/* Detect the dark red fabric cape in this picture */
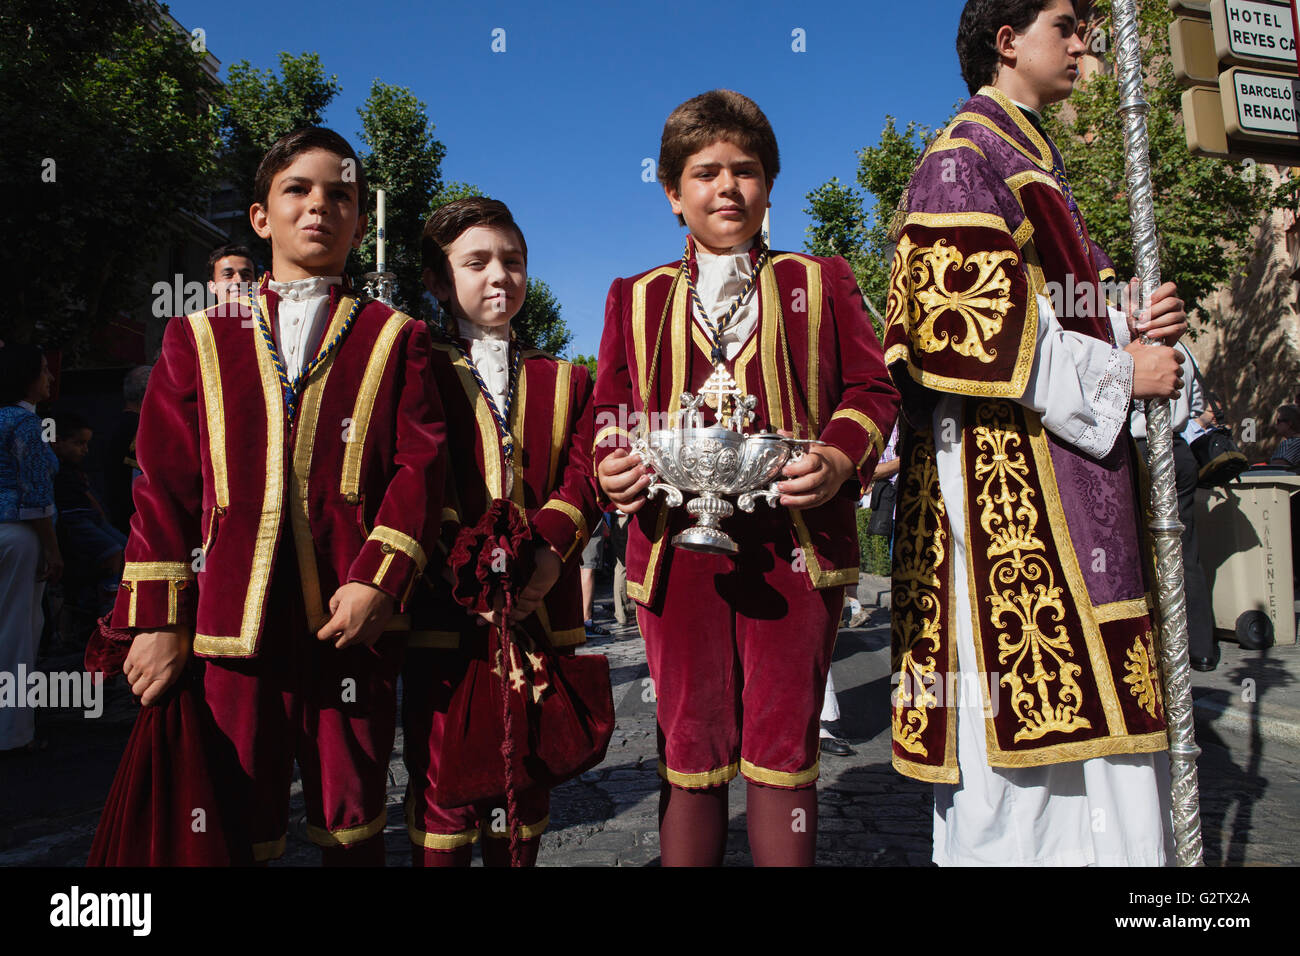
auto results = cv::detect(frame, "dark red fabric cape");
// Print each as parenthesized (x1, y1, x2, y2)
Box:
(85, 620, 252, 866)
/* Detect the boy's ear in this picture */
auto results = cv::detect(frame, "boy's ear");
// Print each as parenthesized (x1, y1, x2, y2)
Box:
(424, 265, 451, 303)
(250, 203, 272, 240)
(351, 211, 368, 250)
(663, 181, 684, 217)
(995, 23, 1019, 68)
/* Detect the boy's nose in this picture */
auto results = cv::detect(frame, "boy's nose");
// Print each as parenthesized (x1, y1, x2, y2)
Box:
(717, 172, 741, 195)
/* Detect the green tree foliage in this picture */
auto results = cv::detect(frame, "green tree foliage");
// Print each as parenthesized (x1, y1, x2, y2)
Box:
(2, 0, 222, 351)
(803, 178, 869, 264)
(516, 279, 573, 355)
(220, 52, 341, 256)
(803, 118, 929, 333)
(356, 81, 447, 315)
(856, 507, 891, 575)
(568, 353, 598, 380)
(1042, 0, 1274, 319)
(430, 181, 486, 208)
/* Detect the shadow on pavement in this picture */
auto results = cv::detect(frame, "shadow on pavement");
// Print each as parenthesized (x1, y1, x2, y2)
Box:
(1193, 647, 1293, 866)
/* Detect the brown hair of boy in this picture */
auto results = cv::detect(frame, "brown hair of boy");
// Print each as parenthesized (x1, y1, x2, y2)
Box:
(252, 127, 368, 210)
(420, 197, 529, 298)
(658, 90, 780, 226)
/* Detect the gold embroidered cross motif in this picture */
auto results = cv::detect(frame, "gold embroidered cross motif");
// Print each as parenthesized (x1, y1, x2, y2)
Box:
(891, 236, 1016, 364)
(1122, 632, 1160, 719)
(507, 646, 528, 695)
(975, 402, 1090, 742)
(494, 637, 551, 704)
(524, 648, 550, 704)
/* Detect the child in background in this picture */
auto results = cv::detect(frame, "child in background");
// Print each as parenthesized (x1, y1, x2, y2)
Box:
(52, 410, 125, 613)
(403, 197, 601, 867)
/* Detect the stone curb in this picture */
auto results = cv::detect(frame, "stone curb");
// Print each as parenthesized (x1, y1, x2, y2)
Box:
(1193, 695, 1300, 747)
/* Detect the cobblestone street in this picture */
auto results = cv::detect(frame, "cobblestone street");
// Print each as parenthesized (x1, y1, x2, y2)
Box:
(3, 581, 1299, 867)
(530, 607, 935, 867)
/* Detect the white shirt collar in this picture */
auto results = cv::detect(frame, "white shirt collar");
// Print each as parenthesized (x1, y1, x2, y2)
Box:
(18, 400, 35, 413)
(695, 237, 754, 271)
(1011, 99, 1044, 126)
(457, 317, 511, 342)
(267, 275, 341, 300)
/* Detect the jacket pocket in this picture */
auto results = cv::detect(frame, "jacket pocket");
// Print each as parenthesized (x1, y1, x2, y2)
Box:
(352, 495, 370, 539)
(199, 504, 225, 568)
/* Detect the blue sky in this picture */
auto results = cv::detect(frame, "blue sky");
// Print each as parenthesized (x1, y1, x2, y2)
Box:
(165, 0, 970, 355)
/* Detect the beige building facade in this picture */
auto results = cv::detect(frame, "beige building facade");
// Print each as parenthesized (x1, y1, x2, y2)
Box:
(1185, 184, 1300, 463)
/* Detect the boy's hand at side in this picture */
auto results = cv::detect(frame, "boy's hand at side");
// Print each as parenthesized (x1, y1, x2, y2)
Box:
(124, 627, 192, 707)
(318, 582, 395, 649)
(597, 448, 651, 514)
(510, 544, 564, 623)
(778, 442, 855, 509)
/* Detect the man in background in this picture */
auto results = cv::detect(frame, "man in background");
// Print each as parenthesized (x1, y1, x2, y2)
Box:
(107, 365, 151, 536)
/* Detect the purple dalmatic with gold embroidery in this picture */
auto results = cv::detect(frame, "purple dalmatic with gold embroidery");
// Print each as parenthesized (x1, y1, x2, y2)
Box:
(882, 87, 1167, 784)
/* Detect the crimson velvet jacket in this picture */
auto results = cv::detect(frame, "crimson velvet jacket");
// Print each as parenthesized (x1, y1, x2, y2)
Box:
(407, 339, 601, 649)
(111, 280, 446, 658)
(594, 246, 900, 604)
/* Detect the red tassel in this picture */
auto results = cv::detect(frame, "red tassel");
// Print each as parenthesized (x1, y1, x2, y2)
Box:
(496, 598, 523, 866)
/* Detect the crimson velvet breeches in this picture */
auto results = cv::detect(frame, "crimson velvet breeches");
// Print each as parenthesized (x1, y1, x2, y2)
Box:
(200, 547, 402, 862)
(637, 512, 844, 790)
(402, 644, 551, 852)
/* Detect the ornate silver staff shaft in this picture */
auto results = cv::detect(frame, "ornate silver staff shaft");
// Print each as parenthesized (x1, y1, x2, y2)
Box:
(1112, 0, 1204, 867)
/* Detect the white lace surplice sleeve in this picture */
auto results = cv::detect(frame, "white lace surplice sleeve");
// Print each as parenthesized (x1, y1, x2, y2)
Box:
(1016, 294, 1134, 460)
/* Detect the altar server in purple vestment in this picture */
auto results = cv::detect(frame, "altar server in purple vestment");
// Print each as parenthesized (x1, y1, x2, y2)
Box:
(884, 0, 1188, 865)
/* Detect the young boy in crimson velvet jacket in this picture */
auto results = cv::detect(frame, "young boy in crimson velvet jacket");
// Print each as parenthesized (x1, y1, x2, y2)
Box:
(110, 127, 446, 865)
(595, 90, 899, 866)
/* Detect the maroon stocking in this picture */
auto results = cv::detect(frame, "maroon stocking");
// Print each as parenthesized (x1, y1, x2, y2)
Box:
(320, 833, 387, 867)
(658, 781, 728, 866)
(482, 835, 541, 868)
(746, 782, 817, 867)
(412, 844, 473, 868)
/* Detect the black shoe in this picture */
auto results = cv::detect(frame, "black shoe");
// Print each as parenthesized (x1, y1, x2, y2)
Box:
(820, 735, 854, 757)
(584, 619, 611, 637)
(819, 720, 854, 756)
(1190, 645, 1221, 672)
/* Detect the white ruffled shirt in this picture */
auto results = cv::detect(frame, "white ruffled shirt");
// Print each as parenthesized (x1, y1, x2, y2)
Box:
(693, 238, 758, 362)
(268, 275, 341, 380)
(458, 317, 511, 412)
